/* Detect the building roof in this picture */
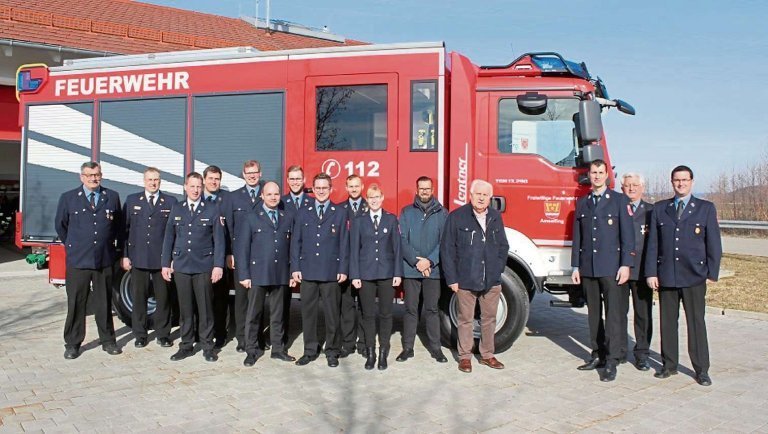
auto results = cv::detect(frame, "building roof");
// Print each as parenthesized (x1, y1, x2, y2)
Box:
(0, 0, 365, 55)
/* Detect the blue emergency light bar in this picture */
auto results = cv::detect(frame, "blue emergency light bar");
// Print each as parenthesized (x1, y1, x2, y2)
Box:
(529, 54, 590, 80)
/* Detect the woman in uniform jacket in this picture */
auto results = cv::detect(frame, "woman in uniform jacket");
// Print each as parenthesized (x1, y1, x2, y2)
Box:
(350, 184, 403, 370)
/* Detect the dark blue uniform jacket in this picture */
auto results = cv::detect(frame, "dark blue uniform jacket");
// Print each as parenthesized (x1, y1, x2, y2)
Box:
(234, 207, 294, 286)
(55, 186, 121, 269)
(161, 199, 225, 274)
(349, 211, 403, 281)
(123, 191, 175, 269)
(644, 196, 722, 287)
(290, 202, 349, 281)
(629, 200, 652, 281)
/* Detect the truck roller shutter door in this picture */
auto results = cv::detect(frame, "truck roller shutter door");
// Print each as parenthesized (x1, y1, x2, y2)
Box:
(23, 103, 94, 241)
(192, 92, 285, 191)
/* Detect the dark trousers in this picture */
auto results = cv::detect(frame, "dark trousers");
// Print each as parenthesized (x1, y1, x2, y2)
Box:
(244, 285, 286, 354)
(175, 272, 214, 351)
(63, 267, 116, 349)
(659, 284, 710, 374)
(282, 284, 292, 345)
(359, 279, 395, 349)
(212, 272, 230, 343)
(582, 276, 628, 363)
(401, 278, 441, 352)
(337, 281, 364, 351)
(300, 280, 340, 357)
(130, 268, 171, 339)
(623, 279, 653, 361)
(233, 279, 248, 345)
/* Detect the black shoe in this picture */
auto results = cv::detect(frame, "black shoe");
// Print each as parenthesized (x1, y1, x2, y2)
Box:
(339, 346, 355, 358)
(577, 358, 604, 371)
(360, 347, 369, 358)
(430, 349, 448, 363)
(618, 357, 628, 364)
(203, 350, 218, 362)
(364, 347, 376, 370)
(634, 359, 651, 371)
(271, 351, 296, 362)
(295, 355, 318, 366)
(170, 348, 193, 361)
(134, 338, 147, 348)
(64, 347, 80, 360)
(327, 355, 339, 368)
(102, 344, 122, 355)
(654, 368, 678, 379)
(696, 372, 712, 386)
(243, 353, 258, 367)
(378, 347, 389, 371)
(602, 363, 617, 382)
(157, 338, 173, 348)
(395, 348, 414, 362)
(213, 338, 226, 349)
(236, 344, 246, 353)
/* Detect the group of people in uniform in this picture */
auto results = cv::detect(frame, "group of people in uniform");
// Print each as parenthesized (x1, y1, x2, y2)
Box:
(571, 159, 722, 386)
(54, 158, 722, 381)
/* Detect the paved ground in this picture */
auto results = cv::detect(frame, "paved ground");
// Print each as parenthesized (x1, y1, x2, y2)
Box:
(1, 248, 768, 433)
(723, 236, 768, 257)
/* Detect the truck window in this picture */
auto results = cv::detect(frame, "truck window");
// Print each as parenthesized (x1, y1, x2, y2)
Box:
(316, 85, 387, 151)
(193, 92, 284, 192)
(100, 98, 187, 197)
(497, 98, 579, 167)
(410, 81, 438, 151)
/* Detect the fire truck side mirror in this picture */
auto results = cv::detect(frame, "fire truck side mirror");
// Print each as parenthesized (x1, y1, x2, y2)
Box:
(580, 144, 604, 167)
(615, 99, 636, 116)
(578, 100, 603, 142)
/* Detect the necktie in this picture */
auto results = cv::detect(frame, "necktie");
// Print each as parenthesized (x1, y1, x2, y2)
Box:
(373, 214, 379, 231)
(631, 203, 637, 213)
(593, 194, 601, 205)
(190, 203, 195, 215)
(149, 194, 155, 210)
(207, 195, 215, 203)
(676, 200, 685, 219)
(318, 204, 325, 220)
(294, 197, 300, 208)
(269, 210, 277, 226)
(250, 189, 256, 203)
(89, 192, 95, 209)
(352, 202, 358, 213)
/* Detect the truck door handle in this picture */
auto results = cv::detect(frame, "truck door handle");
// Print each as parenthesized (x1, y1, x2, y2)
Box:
(491, 196, 506, 212)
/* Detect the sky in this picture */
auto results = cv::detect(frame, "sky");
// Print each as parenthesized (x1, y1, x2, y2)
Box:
(148, 0, 768, 192)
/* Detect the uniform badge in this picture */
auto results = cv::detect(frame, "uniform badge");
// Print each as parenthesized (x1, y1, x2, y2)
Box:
(134, 206, 142, 210)
(695, 227, 701, 234)
(175, 216, 182, 221)
(608, 218, 613, 225)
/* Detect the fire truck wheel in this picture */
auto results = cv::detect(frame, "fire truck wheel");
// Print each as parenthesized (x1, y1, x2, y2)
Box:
(111, 266, 179, 329)
(439, 268, 530, 353)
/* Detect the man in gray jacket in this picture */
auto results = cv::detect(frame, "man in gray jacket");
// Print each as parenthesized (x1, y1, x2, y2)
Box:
(396, 176, 448, 363)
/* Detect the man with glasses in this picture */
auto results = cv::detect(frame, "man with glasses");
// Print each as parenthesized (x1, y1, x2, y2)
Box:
(55, 161, 122, 360)
(221, 160, 265, 353)
(291, 173, 349, 367)
(645, 165, 722, 386)
(282, 165, 311, 211)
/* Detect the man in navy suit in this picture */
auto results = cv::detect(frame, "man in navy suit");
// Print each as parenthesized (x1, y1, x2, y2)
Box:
(291, 173, 349, 368)
(234, 181, 296, 366)
(281, 165, 312, 211)
(221, 160, 266, 353)
(121, 167, 175, 349)
(161, 172, 225, 362)
(646, 165, 722, 386)
(620, 172, 654, 371)
(571, 159, 634, 382)
(55, 161, 122, 360)
(338, 174, 368, 358)
(350, 183, 402, 370)
(203, 165, 233, 349)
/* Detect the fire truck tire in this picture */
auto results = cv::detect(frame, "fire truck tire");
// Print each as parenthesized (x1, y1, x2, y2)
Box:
(439, 267, 530, 353)
(111, 266, 179, 329)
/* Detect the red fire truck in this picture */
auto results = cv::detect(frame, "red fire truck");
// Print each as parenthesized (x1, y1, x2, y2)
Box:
(15, 42, 634, 352)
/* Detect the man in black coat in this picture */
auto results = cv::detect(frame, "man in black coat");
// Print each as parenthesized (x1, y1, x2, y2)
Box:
(234, 181, 296, 366)
(619, 172, 654, 371)
(291, 173, 349, 368)
(441, 179, 509, 374)
(571, 159, 634, 382)
(161, 172, 225, 362)
(55, 161, 122, 360)
(122, 167, 175, 349)
(645, 165, 722, 386)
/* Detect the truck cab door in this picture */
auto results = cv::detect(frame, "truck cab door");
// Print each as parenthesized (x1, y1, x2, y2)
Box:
(303, 74, 398, 206)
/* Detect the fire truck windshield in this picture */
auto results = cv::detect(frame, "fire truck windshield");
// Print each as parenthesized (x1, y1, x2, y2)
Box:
(497, 98, 579, 167)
